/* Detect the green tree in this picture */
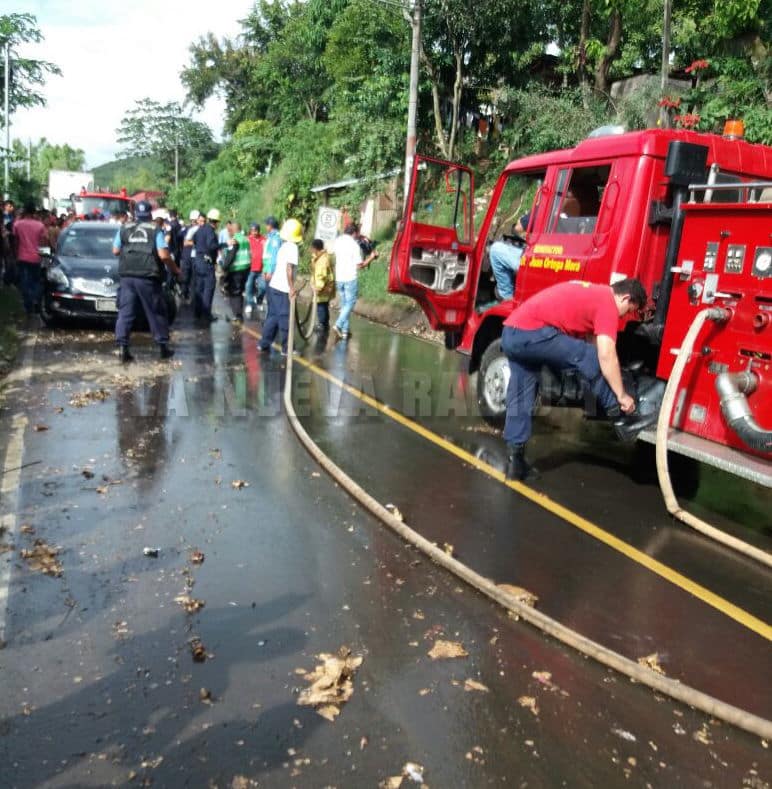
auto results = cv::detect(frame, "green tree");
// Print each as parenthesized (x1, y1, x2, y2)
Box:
(116, 99, 217, 187)
(0, 13, 61, 121)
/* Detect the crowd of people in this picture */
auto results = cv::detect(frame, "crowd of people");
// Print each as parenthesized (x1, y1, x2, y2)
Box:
(1, 195, 381, 361)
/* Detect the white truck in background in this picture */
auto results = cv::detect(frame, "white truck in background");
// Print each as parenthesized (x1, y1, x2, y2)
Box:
(46, 169, 94, 214)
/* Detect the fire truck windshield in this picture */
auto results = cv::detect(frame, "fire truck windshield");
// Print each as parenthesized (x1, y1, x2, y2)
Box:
(74, 196, 131, 217)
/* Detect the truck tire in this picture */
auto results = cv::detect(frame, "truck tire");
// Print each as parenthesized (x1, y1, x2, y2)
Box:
(477, 337, 508, 426)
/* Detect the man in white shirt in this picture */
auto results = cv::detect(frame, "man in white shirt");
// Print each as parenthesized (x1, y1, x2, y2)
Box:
(332, 223, 378, 340)
(259, 218, 301, 355)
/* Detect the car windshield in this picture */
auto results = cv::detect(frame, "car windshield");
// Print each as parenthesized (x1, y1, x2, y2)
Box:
(58, 226, 116, 258)
(74, 196, 131, 217)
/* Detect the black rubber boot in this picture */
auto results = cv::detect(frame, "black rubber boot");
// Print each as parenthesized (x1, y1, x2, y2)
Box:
(159, 344, 175, 360)
(120, 346, 134, 365)
(505, 443, 539, 481)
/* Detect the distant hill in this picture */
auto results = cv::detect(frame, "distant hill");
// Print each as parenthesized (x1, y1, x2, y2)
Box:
(92, 156, 165, 193)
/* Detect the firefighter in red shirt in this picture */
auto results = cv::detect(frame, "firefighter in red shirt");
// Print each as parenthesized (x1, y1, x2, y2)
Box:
(501, 278, 647, 480)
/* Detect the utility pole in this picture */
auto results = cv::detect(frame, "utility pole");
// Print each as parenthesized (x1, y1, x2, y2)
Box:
(4, 41, 10, 200)
(403, 0, 421, 209)
(659, 0, 672, 128)
(174, 137, 179, 190)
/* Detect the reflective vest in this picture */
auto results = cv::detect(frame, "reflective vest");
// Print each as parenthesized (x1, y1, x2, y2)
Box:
(118, 222, 163, 279)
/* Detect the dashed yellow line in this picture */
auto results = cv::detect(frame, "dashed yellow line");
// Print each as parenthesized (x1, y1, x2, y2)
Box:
(242, 324, 772, 641)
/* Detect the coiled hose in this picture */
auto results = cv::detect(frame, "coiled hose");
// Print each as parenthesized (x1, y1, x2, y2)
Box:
(283, 295, 772, 740)
(655, 308, 772, 568)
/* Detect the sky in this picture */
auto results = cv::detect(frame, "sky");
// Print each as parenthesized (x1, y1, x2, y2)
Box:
(10, 0, 256, 170)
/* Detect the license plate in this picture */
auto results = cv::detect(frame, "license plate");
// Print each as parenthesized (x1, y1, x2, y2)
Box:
(95, 299, 117, 312)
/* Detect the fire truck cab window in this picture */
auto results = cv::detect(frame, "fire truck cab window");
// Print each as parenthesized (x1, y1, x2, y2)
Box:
(412, 161, 472, 244)
(547, 166, 611, 234)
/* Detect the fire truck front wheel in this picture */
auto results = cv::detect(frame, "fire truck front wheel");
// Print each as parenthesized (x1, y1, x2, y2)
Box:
(477, 338, 509, 425)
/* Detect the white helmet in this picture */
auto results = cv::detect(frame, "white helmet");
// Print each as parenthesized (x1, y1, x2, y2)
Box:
(189, 209, 200, 221)
(206, 208, 221, 222)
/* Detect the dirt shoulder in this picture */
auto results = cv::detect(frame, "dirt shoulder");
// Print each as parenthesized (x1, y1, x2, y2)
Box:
(352, 298, 444, 344)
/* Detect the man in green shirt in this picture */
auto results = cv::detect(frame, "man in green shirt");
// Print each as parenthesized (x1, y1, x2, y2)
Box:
(223, 222, 252, 322)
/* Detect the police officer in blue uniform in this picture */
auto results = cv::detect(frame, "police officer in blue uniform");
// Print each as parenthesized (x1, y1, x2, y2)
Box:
(113, 200, 181, 363)
(192, 208, 221, 322)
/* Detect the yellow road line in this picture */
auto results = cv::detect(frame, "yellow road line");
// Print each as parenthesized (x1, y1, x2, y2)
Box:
(242, 325, 772, 641)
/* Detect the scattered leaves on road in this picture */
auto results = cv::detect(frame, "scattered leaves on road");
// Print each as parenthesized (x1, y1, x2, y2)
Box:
(81, 468, 95, 479)
(497, 583, 539, 607)
(19, 524, 35, 534)
(190, 638, 208, 662)
(69, 388, 110, 408)
(637, 652, 666, 675)
(112, 621, 131, 639)
(33, 424, 49, 432)
(380, 762, 426, 788)
(517, 695, 539, 716)
(463, 678, 489, 693)
(693, 723, 712, 745)
(231, 479, 249, 490)
(190, 550, 205, 565)
(296, 645, 363, 721)
(427, 639, 468, 660)
(20, 539, 62, 577)
(175, 595, 205, 614)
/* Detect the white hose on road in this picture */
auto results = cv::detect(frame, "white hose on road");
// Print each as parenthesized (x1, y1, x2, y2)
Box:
(654, 308, 772, 568)
(282, 296, 772, 740)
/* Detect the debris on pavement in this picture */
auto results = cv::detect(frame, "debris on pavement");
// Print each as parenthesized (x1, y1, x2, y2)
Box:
(20, 539, 62, 577)
(380, 762, 426, 788)
(112, 621, 131, 639)
(175, 595, 205, 614)
(81, 468, 95, 479)
(231, 479, 250, 489)
(497, 583, 539, 607)
(69, 388, 110, 407)
(443, 542, 455, 557)
(637, 652, 666, 675)
(427, 639, 468, 660)
(463, 678, 489, 693)
(199, 687, 213, 704)
(143, 547, 160, 558)
(517, 695, 539, 716)
(190, 549, 205, 565)
(296, 645, 363, 721)
(19, 524, 35, 534)
(190, 638, 208, 662)
(33, 423, 49, 432)
(612, 728, 637, 742)
(693, 723, 712, 745)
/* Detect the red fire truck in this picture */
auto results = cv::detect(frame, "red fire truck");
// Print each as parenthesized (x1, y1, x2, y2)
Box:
(72, 186, 133, 219)
(389, 127, 772, 489)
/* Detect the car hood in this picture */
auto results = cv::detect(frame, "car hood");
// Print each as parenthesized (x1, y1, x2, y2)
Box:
(55, 255, 118, 279)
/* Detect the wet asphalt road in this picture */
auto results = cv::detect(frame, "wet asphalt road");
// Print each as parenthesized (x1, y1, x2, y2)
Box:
(0, 301, 769, 787)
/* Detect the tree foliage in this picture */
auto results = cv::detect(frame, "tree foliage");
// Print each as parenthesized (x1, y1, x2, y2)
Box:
(163, 0, 770, 228)
(0, 13, 61, 122)
(116, 99, 217, 186)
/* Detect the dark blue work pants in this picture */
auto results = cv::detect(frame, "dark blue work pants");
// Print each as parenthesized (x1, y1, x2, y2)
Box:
(193, 259, 215, 318)
(501, 325, 617, 445)
(16, 261, 42, 314)
(115, 276, 169, 346)
(179, 249, 194, 297)
(259, 287, 290, 353)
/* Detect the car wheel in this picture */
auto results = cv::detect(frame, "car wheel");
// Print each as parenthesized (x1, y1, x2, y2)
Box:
(477, 337, 508, 426)
(40, 299, 59, 328)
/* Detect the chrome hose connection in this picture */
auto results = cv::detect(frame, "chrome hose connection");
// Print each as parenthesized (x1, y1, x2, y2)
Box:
(715, 371, 772, 453)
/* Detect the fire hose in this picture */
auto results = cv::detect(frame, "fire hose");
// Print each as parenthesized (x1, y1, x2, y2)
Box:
(283, 295, 772, 740)
(654, 308, 772, 568)
(293, 277, 317, 340)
